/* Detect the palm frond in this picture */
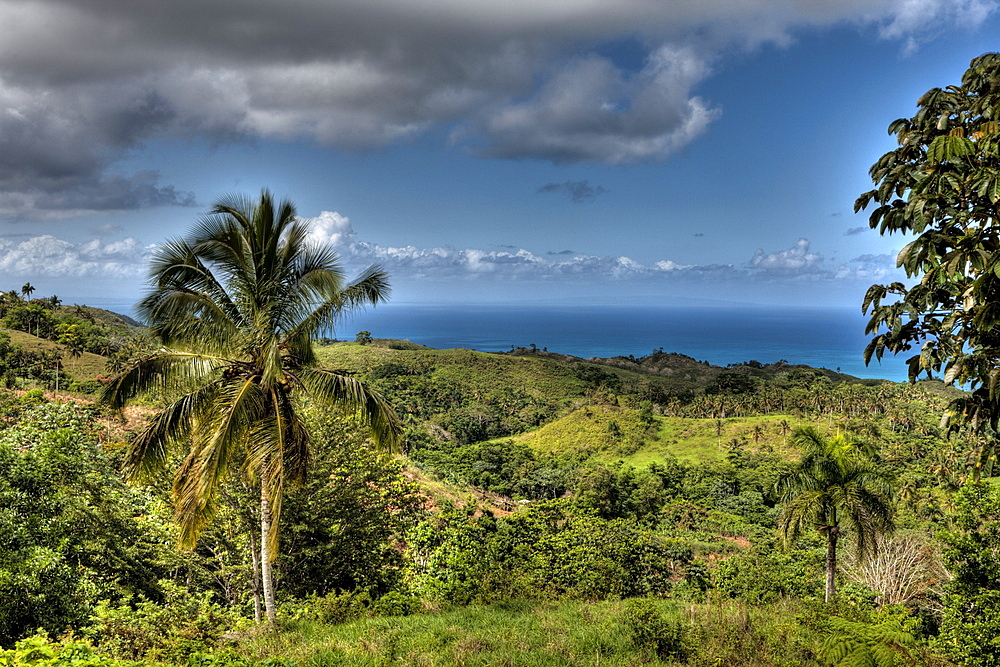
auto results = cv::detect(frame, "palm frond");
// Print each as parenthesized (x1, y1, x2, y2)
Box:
(172, 448, 216, 549)
(100, 352, 224, 410)
(287, 265, 391, 343)
(245, 417, 287, 559)
(298, 367, 402, 450)
(121, 383, 219, 481)
(170, 375, 266, 548)
(778, 489, 828, 542)
(192, 374, 267, 498)
(139, 238, 242, 342)
(275, 387, 310, 486)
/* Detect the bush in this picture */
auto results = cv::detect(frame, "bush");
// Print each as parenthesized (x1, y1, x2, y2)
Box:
(0, 404, 172, 645)
(940, 590, 1000, 666)
(68, 379, 102, 394)
(714, 546, 823, 604)
(85, 582, 240, 663)
(939, 483, 1000, 666)
(406, 501, 690, 604)
(621, 598, 689, 661)
(285, 589, 420, 625)
(0, 634, 140, 666)
(285, 590, 373, 625)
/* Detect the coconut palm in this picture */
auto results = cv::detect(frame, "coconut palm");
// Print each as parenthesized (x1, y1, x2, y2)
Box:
(775, 426, 894, 603)
(101, 190, 401, 624)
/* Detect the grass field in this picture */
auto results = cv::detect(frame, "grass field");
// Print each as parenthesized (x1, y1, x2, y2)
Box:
(239, 598, 828, 666)
(317, 341, 828, 471)
(4, 328, 108, 381)
(506, 408, 809, 466)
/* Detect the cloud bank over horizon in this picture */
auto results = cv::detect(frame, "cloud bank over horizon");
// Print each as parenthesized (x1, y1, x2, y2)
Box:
(0, 0, 994, 218)
(303, 212, 900, 289)
(0, 213, 901, 303)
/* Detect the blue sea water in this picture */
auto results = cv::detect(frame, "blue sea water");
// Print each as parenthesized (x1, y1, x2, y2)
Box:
(81, 299, 911, 382)
(337, 304, 911, 383)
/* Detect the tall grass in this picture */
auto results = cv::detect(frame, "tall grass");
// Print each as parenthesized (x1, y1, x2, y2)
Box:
(239, 598, 829, 666)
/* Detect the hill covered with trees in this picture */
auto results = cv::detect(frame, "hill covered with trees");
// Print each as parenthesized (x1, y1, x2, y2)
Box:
(1, 325, 996, 666)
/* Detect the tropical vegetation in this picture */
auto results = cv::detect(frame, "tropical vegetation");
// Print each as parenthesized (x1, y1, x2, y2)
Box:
(775, 427, 895, 603)
(99, 190, 401, 624)
(10, 51, 1000, 661)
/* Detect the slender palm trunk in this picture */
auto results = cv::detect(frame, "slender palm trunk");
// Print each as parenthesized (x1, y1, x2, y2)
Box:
(249, 526, 263, 624)
(825, 528, 839, 603)
(260, 485, 277, 625)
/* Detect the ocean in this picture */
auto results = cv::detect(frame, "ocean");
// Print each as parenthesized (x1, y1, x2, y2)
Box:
(336, 304, 912, 383)
(82, 300, 911, 382)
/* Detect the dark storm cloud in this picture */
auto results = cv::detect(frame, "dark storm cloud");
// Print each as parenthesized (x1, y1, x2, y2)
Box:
(0, 0, 993, 216)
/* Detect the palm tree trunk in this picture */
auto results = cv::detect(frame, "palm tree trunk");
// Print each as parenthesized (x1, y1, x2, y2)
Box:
(825, 528, 839, 603)
(260, 485, 277, 625)
(249, 526, 263, 624)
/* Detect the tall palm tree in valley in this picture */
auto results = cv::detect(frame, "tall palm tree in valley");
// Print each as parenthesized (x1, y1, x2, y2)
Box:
(776, 426, 894, 603)
(101, 190, 401, 624)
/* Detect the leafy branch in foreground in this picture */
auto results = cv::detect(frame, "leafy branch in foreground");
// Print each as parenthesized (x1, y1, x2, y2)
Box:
(856, 52, 1000, 454)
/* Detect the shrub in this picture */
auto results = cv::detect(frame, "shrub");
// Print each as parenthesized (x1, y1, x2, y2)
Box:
(68, 379, 102, 394)
(621, 598, 689, 661)
(406, 501, 690, 604)
(286, 590, 373, 625)
(0, 634, 140, 667)
(714, 546, 823, 604)
(0, 404, 171, 645)
(285, 589, 420, 625)
(85, 582, 240, 663)
(939, 483, 1000, 666)
(820, 615, 918, 667)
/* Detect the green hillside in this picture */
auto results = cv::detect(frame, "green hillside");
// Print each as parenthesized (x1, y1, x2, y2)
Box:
(315, 338, 953, 509)
(54, 304, 143, 331)
(317, 342, 593, 403)
(509, 407, 807, 466)
(1, 334, 982, 666)
(3, 328, 108, 382)
(0, 302, 144, 391)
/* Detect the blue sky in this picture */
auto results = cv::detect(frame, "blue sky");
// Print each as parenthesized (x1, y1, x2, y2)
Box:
(0, 0, 998, 310)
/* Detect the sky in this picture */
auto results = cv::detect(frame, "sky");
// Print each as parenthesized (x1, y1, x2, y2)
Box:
(1, 0, 999, 312)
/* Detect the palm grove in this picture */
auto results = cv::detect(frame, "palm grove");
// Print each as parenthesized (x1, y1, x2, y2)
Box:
(4, 54, 1000, 666)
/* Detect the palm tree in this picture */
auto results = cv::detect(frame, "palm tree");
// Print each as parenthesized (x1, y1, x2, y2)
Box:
(775, 426, 895, 603)
(101, 190, 401, 625)
(20, 282, 34, 301)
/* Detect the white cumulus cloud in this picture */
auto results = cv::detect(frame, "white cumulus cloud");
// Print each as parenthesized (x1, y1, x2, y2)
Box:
(0, 235, 152, 279)
(749, 238, 822, 273)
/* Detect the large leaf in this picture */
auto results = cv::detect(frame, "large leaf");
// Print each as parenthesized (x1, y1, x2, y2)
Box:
(927, 134, 975, 163)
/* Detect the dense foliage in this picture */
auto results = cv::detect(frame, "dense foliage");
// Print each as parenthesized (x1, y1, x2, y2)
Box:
(0, 321, 991, 665)
(857, 52, 1000, 437)
(0, 400, 172, 644)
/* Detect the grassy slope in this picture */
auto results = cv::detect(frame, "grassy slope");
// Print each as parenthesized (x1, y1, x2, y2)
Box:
(242, 598, 826, 667)
(316, 341, 755, 409)
(4, 328, 107, 380)
(316, 342, 591, 405)
(54, 304, 143, 331)
(317, 341, 836, 471)
(506, 407, 809, 466)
